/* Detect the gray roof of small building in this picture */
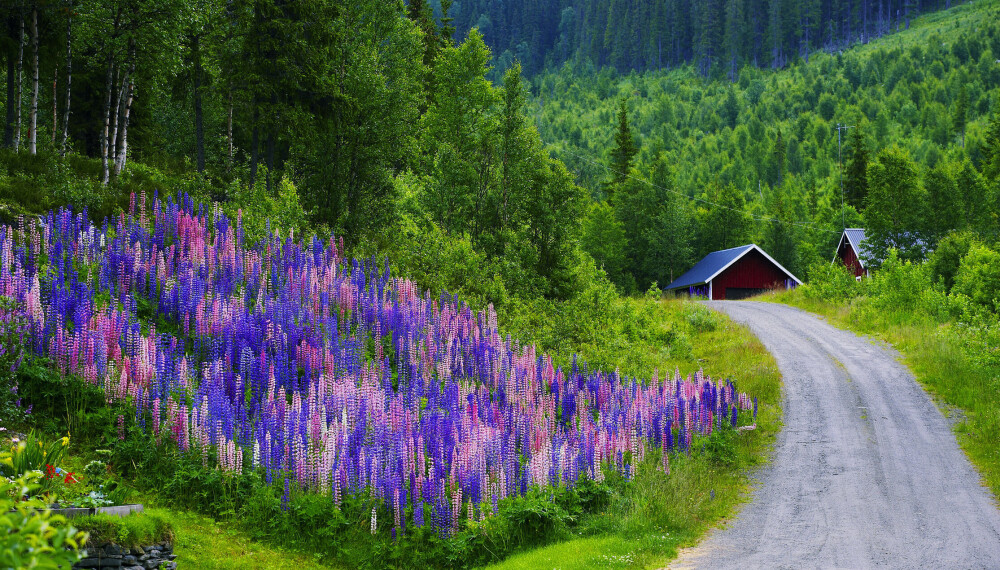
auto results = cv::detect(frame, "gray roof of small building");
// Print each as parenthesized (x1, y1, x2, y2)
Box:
(665, 244, 802, 291)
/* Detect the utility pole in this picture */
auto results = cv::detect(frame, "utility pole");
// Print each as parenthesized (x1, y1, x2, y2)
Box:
(836, 123, 854, 230)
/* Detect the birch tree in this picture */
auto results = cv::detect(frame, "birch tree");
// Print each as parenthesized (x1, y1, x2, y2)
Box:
(28, 3, 38, 155)
(61, 0, 72, 155)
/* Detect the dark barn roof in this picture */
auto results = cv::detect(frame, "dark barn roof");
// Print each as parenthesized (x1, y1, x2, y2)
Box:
(665, 244, 802, 291)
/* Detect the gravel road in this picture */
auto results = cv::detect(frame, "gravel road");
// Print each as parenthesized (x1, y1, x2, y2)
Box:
(670, 301, 1000, 569)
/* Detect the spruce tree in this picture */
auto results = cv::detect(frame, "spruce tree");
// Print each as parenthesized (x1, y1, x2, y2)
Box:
(407, 0, 439, 82)
(844, 124, 869, 209)
(440, 0, 456, 47)
(953, 84, 968, 147)
(606, 97, 638, 198)
(772, 128, 786, 187)
(982, 100, 1000, 183)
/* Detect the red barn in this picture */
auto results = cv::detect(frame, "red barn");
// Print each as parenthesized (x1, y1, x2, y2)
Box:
(665, 244, 802, 300)
(834, 228, 870, 278)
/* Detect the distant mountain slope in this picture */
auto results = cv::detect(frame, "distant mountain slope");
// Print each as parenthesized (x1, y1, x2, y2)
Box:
(529, 0, 1000, 275)
(443, 0, 969, 75)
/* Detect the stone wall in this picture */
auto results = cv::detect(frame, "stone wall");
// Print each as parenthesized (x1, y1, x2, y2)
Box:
(74, 542, 177, 570)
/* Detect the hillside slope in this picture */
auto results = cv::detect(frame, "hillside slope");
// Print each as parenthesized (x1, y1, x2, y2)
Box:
(531, 0, 1000, 284)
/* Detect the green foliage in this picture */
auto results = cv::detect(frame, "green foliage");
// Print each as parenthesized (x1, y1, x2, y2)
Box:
(0, 475, 87, 570)
(13, 358, 112, 439)
(0, 433, 70, 496)
(867, 250, 941, 315)
(843, 122, 869, 209)
(531, 2, 1000, 286)
(614, 156, 694, 291)
(73, 512, 174, 550)
(928, 231, 979, 290)
(606, 98, 639, 194)
(581, 201, 628, 290)
(954, 244, 1000, 311)
(801, 261, 862, 304)
(221, 175, 312, 245)
(683, 304, 721, 333)
(698, 183, 752, 257)
(864, 146, 928, 263)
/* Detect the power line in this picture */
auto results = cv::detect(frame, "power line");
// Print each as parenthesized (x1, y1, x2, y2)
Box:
(545, 141, 842, 235)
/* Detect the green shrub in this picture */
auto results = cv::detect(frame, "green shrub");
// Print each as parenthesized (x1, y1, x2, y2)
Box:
(954, 244, 1000, 312)
(219, 174, 315, 246)
(928, 231, 979, 291)
(869, 250, 935, 314)
(0, 474, 88, 569)
(802, 261, 861, 303)
(683, 304, 721, 333)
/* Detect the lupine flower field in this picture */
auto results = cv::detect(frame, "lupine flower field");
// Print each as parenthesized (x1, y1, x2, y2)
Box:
(0, 193, 757, 538)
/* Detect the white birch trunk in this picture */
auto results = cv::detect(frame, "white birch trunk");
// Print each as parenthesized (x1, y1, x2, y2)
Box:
(28, 6, 38, 155)
(115, 75, 134, 175)
(101, 58, 113, 184)
(109, 66, 124, 167)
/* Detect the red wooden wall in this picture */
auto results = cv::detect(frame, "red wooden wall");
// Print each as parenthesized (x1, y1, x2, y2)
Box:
(711, 249, 792, 300)
(837, 241, 866, 277)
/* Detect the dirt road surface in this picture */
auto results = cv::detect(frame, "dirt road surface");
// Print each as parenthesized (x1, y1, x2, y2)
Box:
(670, 301, 1000, 569)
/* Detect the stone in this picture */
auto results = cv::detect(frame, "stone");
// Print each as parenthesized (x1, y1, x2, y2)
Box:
(131, 547, 145, 556)
(164, 563, 177, 570)
(76, 558, 102, 569)
(125, 566, 145, 570)
(123, 555, 138, 565)
(96, 558, 122, 568)
(167, 554, 177, 561)
(143, 560, 163, 570)
(104, 544, 124, 557)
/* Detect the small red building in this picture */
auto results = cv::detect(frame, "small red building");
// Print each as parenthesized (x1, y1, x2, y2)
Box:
(665, 244, 802, 300)
(834, 228, 870, 278)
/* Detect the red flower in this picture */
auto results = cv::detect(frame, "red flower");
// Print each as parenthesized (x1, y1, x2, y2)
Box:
(45, 464, 56, 479)
(63, 472, 77, 484)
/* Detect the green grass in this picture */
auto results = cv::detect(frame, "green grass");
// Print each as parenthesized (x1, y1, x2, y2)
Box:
(766, 288, 1000, 503)
(485, 298, 783, 569)
(141, 507, 338, 570)
(486, 534, 687, 570)
(73, 511, 175, 549)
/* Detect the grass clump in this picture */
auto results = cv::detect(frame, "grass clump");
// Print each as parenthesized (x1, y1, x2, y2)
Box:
(73, 512, 175, 549)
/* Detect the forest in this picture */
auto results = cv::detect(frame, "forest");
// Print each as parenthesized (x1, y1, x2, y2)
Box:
(446, 0, 968, 76)
(536, 1, 1000, 290)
